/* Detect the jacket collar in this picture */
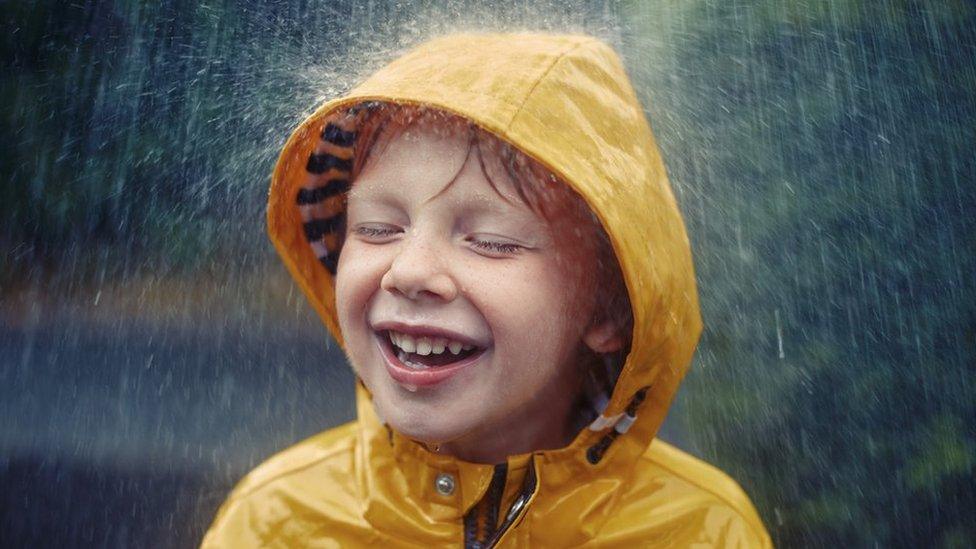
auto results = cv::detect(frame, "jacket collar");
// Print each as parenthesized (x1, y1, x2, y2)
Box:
(353, 382, 651, 544)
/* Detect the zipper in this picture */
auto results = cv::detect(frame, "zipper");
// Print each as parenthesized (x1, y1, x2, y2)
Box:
(464, 463, 508, 549)
(482, 458, 537, 548)
(463, 458, 539, 548)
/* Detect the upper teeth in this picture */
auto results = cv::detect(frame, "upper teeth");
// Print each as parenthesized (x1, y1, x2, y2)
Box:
(389, 331, 474, 356)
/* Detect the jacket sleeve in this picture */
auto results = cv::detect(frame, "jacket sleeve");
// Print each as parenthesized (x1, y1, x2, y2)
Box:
(720, 507, 773, 549)
(199, 490, 268, 548)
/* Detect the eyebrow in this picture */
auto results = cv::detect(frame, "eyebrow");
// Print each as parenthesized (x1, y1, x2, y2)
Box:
(346, 184, 400, 207)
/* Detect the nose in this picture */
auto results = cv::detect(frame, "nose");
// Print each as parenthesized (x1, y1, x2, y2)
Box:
(380, 231, 458, 302)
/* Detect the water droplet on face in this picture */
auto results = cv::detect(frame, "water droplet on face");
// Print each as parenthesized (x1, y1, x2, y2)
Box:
(403, 383, 418, 392)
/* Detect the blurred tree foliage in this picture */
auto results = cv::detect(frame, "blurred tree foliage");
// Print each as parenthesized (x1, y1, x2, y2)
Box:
(623, 1, 975, 546)
(2, 0, 973, 546)
(1, 0, 360, 283)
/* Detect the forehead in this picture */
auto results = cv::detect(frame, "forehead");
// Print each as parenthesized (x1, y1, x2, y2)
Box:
(349, 116, 529, 211)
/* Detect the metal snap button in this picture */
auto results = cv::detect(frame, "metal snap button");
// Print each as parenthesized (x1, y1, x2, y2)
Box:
(434, 472, 456, 496)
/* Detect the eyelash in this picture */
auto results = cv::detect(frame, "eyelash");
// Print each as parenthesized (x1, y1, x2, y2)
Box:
(353, 225, 400, 239)
(353, 225, 523, 255)
(468, 238, 523, 255)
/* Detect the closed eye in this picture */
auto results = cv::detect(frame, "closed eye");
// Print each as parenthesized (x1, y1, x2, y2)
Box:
(352, 223, 402, 242)
(467, 236, 525, 256)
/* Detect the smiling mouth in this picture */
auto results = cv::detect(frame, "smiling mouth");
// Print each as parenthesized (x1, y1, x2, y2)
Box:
(381, 330, 483, 369)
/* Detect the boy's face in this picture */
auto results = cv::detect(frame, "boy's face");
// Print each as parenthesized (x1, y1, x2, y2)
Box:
(336, 117, 606, 462)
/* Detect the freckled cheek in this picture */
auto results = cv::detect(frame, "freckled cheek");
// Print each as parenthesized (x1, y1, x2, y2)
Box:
(335, 247, 390, 338)
(476, 272, 570, 347)
(549, 255, 596, 317)
(538, 260, 587, 312)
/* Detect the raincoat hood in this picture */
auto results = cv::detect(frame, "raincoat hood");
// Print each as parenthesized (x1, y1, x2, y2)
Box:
(270, 31, 700, 462)
(204, 32, 769, 548)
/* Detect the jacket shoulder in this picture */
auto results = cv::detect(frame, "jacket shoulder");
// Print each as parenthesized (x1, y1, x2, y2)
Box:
(201, 421, 373, 547)
(227, 420, 358, 498)
(596, 439, 772, 548)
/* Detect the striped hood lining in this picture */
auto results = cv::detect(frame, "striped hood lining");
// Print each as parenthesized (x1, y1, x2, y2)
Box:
(297, 102, 379, 275)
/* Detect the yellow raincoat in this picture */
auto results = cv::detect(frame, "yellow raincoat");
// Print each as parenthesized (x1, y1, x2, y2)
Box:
(202, 33, 771, 548)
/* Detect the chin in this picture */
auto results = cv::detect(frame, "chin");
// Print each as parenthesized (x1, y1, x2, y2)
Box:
(375, 393, 471, 445)
(392, 422, 457, 446)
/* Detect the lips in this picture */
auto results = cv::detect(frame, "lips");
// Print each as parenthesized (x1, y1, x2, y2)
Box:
(372, 325, 488, 388)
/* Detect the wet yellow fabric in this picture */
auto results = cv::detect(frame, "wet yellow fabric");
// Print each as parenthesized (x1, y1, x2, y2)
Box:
(202, 33, 772, 547)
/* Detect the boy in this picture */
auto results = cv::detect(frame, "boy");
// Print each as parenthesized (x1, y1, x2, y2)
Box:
(203, 33, 771, 547)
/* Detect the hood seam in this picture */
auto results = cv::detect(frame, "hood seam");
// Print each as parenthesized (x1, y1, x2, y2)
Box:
(504, 38, 592, 131)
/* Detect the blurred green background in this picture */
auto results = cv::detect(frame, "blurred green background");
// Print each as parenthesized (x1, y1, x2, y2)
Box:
(2, 1, 973, 547)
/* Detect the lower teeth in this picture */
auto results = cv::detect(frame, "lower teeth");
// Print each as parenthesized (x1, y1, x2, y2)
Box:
(398, 350, 429, 370)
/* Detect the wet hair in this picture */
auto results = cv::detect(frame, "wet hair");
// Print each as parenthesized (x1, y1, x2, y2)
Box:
(350, 103, 632, 401)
